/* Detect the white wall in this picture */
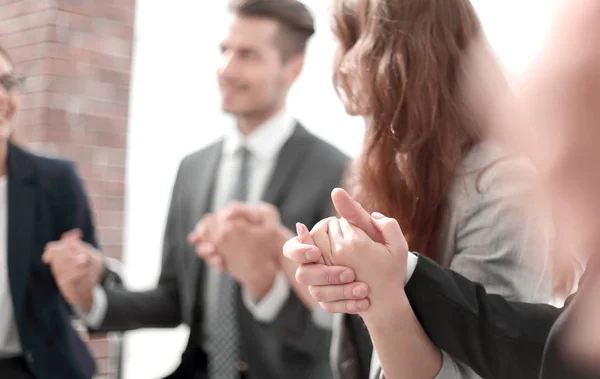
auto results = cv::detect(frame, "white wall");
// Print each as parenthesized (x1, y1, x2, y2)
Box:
(123, 1, 560, 378)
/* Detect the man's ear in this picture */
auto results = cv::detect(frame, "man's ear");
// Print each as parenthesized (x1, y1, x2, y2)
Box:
(284, 54, 305, 86)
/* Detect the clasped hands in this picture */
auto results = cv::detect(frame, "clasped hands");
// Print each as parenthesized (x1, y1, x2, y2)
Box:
(283, 188, 410, 321)
(188, 201, 292, 300)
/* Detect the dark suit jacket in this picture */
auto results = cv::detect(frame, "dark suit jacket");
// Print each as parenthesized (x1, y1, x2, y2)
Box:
(404, 255, 600, 379)
(97, 124, 350, 379)
(6, 143, 96, 379)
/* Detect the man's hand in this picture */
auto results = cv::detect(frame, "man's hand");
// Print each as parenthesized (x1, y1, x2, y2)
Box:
(189, 202, 288, 300)
(42, 230, 106, 312)
(188, 202, 266, 272)
(214, 207, 286, 301)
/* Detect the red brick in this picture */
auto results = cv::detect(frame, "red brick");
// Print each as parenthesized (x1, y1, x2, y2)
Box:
(105, 148, 126, 167)
(80, 98, 129, 119)
(15, 107, 47, 126)
(110, 0, 135, 11)
(89, 195, 125, 212)
(92, 19, 134, 40)
(102, 5, 135, 24)
(0, 0, 52, 21)
(97, 227, 124, 246)
(95, 210, 124, 229)
(80, 114, 122, 133)
(89, 337, 111, 358)
(105, 165, 126, 182)
(73, 32, 132, 57)
(0, 25, 55, 49)
(102, 246, 123, 259)
(0, 9, 55, 35)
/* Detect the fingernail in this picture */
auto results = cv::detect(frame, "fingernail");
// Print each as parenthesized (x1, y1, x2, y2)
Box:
(372, 212, 385, 219)
(305, 249, 318, 262)
(340, 270, 354, 283)
(296, 223, 302, 236)
(352, 284, 368, 298)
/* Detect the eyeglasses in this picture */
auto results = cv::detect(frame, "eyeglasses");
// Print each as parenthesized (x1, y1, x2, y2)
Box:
(0, 74, 25, 92)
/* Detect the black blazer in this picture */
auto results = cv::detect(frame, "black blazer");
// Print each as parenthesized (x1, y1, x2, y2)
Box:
(6, 143, 96, 379)
(404, 255, 560, 379)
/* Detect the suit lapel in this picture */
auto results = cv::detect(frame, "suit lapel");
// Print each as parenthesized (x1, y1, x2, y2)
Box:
(6, 143, 39, 318)
(261, 123, 313, 206)
(187, 141, 223, 292)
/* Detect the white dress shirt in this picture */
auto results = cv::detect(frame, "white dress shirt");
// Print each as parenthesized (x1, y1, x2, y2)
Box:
(81, 109, 332, 329)
(0, 175, 22, 357)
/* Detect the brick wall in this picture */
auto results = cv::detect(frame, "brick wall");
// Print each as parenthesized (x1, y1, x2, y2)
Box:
(0, 1, 135, 378)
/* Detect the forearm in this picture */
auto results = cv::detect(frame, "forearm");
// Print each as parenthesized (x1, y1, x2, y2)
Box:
(363, 292, 442, 379)
(98, 285, 181, 332)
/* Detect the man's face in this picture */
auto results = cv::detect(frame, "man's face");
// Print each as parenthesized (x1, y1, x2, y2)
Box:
(217, 15, 289, 118)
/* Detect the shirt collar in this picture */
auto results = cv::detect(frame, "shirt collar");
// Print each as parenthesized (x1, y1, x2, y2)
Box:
(223, 109, 296, 160)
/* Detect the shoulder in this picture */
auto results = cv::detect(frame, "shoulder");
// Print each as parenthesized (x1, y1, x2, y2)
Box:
(453, 143, 539, 203)
(24, 149, 81, 191)
(299, 128, 351, 172)
(179, 140, 223, 173)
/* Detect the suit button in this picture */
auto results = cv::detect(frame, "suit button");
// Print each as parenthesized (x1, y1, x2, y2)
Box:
(238, 361, 249, 372)
(25, 351, 34, 364)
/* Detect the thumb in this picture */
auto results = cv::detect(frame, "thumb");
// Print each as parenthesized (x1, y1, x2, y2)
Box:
(61, 229, 82, 241)
(296, 222, 315, 246)
(296, 222, 325, 264)
(331, 188, 383, 243)
(371, 212, 408, 253)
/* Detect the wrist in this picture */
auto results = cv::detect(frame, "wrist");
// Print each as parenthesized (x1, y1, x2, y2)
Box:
(243, 261, 278, 301)
(275, 226, 294, 261)
(91, 253, 107, 285)
(361, 287, 409, 328)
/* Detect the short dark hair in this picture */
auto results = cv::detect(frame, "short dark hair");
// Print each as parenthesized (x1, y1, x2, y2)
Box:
(228, 0, 315, 61)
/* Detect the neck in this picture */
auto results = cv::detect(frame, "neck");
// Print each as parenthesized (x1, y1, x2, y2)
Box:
(0, 141, 7, 177)
(236, 103, 284, 136)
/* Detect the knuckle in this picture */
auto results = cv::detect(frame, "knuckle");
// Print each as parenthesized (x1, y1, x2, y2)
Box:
(345, 301, 357, 314)
(320, 302, 334, 314)
(309, 286, 322, 301)
(295, 268, 307, 284)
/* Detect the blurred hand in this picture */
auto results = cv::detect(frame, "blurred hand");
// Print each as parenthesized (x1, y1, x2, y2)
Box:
(42, 230, 106, 312)
(189, 202, 288, 300)
(188, 201, 265, 272)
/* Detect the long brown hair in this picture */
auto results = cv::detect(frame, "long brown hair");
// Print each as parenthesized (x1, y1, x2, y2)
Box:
(332, 0, 482, 260)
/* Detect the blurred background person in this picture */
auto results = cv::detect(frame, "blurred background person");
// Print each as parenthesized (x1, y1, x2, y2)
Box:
(0, 46, 98, 379)
(44, 0, 349, 379)
(320, 0, 557, 377)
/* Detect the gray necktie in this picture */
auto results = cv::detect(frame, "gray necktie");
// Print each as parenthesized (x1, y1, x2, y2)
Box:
(208, 146, 251, 379)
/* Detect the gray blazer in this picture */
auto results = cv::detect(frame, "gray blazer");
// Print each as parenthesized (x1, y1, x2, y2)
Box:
(98, 124, 349, 379)
(331, 143, 553, 379)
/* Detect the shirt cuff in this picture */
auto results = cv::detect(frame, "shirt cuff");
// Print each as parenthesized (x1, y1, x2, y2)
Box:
(311, 306, 333, 330)
(242, 271, 290, 322)
(405, 252, 419, 285)
(74, 285, 108, 329)
(434, 351, 465, 378)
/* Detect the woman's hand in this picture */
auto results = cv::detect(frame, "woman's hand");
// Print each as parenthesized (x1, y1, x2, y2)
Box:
(325, 213, 408, 318)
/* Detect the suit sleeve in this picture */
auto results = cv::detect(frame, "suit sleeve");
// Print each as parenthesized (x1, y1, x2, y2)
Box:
(94, 162, 188, 332)
(405, 255, 561, 379)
